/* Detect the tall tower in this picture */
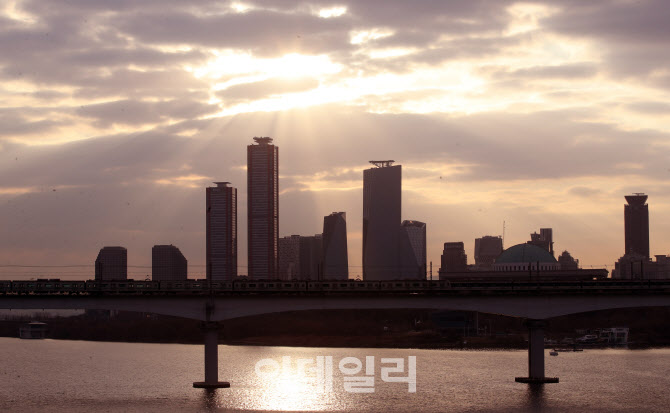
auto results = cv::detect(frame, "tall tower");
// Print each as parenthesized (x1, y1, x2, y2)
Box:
(399, 220, 426, 279)
(624, 193, 649, 258)
(323, 212, 349, 280)
(247, 137, 279, 279)
(152, 245, 187, 281)
(363, 160, 401, 280)
(206, 182, 237, 279)
(95, 246, 127, 280)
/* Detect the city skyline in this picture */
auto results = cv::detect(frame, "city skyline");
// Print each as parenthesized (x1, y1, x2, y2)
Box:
(2, 1, 670, 279)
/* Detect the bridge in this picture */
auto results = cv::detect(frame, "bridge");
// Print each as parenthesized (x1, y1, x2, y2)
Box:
(3, 280, 670, 387)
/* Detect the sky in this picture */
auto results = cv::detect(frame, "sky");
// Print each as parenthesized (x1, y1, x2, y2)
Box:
(1, 0, 670, 279)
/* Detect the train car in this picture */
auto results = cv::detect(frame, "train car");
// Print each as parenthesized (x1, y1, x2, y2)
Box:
(128, 280, 160, 293)
(59, 280, 87, 294)
(159, 280, 205, 294)
(380, 281, 413, 292)
(233, 280, 284, 293)
(84, 280, 158, 294)
(320, 280, 358, 292)
(0, 280, 12, 294)
(31, 279, 87, 295)
(276, 281, 307, 292)
(11, 280, 37, 294)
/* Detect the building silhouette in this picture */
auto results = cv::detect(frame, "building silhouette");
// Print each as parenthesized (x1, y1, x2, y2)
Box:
(247, 137, 279, 279)
(558, 250, 579, 270)
(474, 235, 503, 269)
(363, 161, 401, 280)
(614, 253, 670, 279)
(493, 244, 560, 272)
(613, 193, 669, 279)
(152, 244, 187, 281)
(300, 235, 323, 280)
(278, 235, 301, 280)
(399, 220, 426, 279)
(438, 242, 468, 275)
(322, 212, 349, 280)
(624, 193, 649, 258)
(206, 182, 237, 280)
(440, 243, 606, 280)
(278, 234, 324, 280)
(527, 228, 554, 256)
(95, 246, 127, 280)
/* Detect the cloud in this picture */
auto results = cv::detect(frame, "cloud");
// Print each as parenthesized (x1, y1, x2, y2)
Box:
(76, 99, 220, 127)
(568, 186, 603, 198)
(217, 77, 320, 103)
(626, 101, 670, 115)
(0, 112, 62, 137)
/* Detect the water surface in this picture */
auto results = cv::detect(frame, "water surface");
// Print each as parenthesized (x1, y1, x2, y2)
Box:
(1, 338, 668, 412)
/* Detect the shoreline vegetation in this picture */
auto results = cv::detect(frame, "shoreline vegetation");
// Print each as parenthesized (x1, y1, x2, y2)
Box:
(2, 307, 670, 349)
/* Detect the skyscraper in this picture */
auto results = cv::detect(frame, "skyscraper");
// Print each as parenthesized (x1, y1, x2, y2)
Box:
(152, 244, 187, 281)
(399, 220, 426, 279)
(247, 137, 279, 279)
(299, 234, 323, 280)
(438, 242, 468, 275)
(206, 182, 237, 280)
(278, 234, 324, 280)
(322, 212, 349, 280)
(278, 235, 301, 280)
(474, 235, 503, 268)
(95, 246, 127, 280)
(363, 161, 401, 280)
(624, 193, 649, 258)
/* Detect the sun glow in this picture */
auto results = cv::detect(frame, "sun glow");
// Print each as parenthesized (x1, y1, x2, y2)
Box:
(191, 52, 341, 80)
(318, 6, 347, 18)
(350, 28, 394, 45)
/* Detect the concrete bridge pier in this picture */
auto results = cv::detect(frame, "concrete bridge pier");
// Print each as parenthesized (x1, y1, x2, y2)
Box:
(515, 319, 559, 384)
(193, 321, 230, 389)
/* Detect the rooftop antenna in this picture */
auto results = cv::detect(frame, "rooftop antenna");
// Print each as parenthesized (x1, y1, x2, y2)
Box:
(369, 160, 395, 168)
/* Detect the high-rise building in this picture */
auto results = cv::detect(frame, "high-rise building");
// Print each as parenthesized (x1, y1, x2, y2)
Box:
(527, 228, 554, 256)
(95, 246, 127, 280)
(438, 242, 468, 275)
(300, 235, 323, 280)
(624, 193, 650, 258)
(248, 137, 279, 279)
(322, 212, 349, 280)
(363, 161, 401, 280)
(278, 235, 301, 280)
(474, 235, 503, 268)
(152, 244, 187, 281)
(278, 234, 323, 280)
(399, 220, 426, 279)
(206, 182, 237, 280)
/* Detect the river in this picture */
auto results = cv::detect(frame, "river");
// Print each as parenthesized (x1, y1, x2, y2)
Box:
(1, 338, 668, 412)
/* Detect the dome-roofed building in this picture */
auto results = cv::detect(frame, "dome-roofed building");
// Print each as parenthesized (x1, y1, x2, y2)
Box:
(493, 243, 560, 272)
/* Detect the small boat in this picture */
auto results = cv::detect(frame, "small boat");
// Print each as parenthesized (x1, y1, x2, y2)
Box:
(549, 351, 559, 356)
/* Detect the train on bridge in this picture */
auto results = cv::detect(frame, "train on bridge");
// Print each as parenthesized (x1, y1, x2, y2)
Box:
(1, 278, 670, 295)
